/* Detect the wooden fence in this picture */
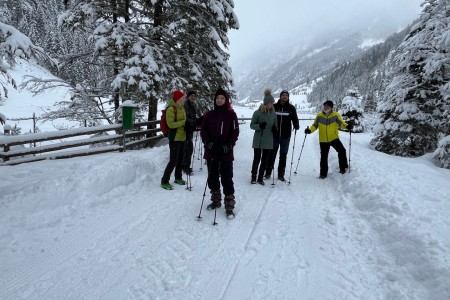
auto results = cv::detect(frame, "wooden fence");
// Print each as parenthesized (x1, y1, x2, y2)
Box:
(0, 117, 313, 166)
(0, 121, 163, 166)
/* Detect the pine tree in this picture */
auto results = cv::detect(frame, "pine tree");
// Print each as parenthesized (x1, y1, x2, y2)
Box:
(339, 88, 365, 133)
(57, 0, 238, 124)
(371, 0, 450, 158)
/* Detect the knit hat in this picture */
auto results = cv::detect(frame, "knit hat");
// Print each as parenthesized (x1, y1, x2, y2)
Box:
(323, 100, 334, 108)
(172, 90, 185, 102)
(263, 89, 275, 105)
(214, 88, 229, 102)
(280, 90, 289, 98)
(187, 91, 197, 97)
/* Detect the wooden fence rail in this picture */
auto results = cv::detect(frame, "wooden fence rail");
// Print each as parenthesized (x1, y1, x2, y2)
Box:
(0, 121, 163, 166)
(0, 117, 313, 166)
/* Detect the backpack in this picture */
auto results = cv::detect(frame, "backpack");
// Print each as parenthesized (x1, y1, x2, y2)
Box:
(160, 106, 177, 137)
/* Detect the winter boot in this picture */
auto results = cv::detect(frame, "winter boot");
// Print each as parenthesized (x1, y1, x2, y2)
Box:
(207, 190, 222, 210)
(251, 176, 256, 184)
(224, 195, 236, 219)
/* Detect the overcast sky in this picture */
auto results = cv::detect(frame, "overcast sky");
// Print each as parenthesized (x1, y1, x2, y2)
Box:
(228, 0, 423, 64)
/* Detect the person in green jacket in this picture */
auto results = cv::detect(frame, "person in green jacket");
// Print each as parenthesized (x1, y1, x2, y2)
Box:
(250, 89, 278, 185)
(161, 90, 187, 190)
(305, 100, 353, 179)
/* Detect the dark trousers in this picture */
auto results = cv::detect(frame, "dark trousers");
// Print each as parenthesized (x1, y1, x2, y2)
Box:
(266, 137, 290, 177)
(207, 160, 234, 196)
(251, 148, 271, 181)
(319, 139, 348, 177)
(183, 134, 194, 170)
(161, 140, 185, 183)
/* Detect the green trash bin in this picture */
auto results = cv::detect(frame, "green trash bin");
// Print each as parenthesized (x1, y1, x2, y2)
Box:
(122, 101, 138, 130)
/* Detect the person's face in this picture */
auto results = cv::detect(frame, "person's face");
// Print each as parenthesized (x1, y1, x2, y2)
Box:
(188, 94, 197, 102)
(178, 95, 186, 105)
(323, 104, 332, 113)
(215, 95, 226, 106)
(266, 102, 274, 109)
(280, 93, 289, 103)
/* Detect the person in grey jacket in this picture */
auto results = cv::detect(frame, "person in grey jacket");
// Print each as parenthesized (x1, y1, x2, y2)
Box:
(250, 89, 278, 185)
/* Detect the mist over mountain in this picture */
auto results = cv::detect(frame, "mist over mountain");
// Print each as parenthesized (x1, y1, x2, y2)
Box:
(231, 18, 417, 101)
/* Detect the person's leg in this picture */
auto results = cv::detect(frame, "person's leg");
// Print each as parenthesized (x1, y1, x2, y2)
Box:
(207, 160, 222, 209)
(251, 148, 262, 181)
(183, 136, 194, 172)
(220, 161, 235, 210)
(265, 138, 280, 178)
(319, 142, 331, 178)
(174, 141, 185, 180)
(330, 139, 348, 173)
(277, 137, 291, 179)
(258, 149, 270, 182)
(161, 141, 181, 183)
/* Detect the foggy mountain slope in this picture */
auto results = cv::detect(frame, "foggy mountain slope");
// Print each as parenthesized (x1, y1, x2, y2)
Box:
(232, 19, 415, 101)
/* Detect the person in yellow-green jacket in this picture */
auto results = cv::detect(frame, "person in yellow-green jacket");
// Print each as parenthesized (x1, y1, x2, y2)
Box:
(161, 90, 187, 190)
(305, 100, 353, 179)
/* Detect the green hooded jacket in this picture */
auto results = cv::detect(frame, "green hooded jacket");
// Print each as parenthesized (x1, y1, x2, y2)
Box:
(250, 104, 277, 149)
(166, 99, 186, 142)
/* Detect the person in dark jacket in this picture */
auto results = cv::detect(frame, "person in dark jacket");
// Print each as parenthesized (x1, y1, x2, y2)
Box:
(161, 90, 187, 190)
(305, 100, 352, 179)
(250, 89, 277, 185)
(200, 88, 239, 218)
(182, 90, 201, 175)
(265, 90, 299, 181)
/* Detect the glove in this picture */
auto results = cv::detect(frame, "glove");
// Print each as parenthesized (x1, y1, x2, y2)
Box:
(206, 141, 214, 150)
(294, 124, 299, 131)
(222, 145, 232, 154)
(259, 122, 267, 129)
(272, 124, 277, 134)
(346, 122, 353, 131)
(304, 128, 311, 134)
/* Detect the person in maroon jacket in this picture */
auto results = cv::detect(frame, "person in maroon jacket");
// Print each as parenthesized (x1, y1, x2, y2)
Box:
(200, 88, 240, 219)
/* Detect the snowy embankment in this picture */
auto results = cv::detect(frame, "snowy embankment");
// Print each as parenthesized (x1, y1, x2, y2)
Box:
(0, 118, 449, 300)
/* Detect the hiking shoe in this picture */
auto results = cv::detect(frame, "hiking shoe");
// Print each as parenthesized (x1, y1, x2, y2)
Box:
(278, 176, 286, 182)
(226, 209, 235, 219)
(257, 180, 265, 186)
(339, 169, 347, 174)
(161, 183, 174, 190)
(264, 174, 271, 180)
(319, 175, 327, 179)
(207, 202, 222, 210)
(174, 178, 186, 185)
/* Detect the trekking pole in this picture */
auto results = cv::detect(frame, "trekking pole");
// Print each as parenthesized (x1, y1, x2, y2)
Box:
(213, 208, 218, 226)
(271, 150, 276, 186)
(348, 129, 352, 173)
(196, 178, 209, 220)
(287, 129, 297, 184)
(294, 127, 308, 175)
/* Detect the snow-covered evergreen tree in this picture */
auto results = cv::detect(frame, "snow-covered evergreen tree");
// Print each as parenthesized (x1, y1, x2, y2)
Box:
(371, 0, 450, 158)
(58, 0, 238, 123)
(0, 21, 50, 102)
(339, 89, 365, 133)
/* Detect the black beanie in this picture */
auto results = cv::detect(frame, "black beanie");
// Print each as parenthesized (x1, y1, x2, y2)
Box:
(187, 91, 197, 97)
(280, 90, 289, 98)
(214, 88, 229, 102)
(323, 100, 334, 108)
